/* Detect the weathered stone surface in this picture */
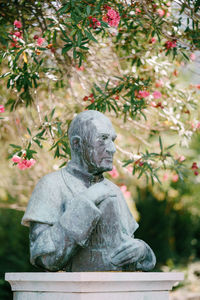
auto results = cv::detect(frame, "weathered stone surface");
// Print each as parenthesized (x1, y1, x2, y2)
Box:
(22, 110, 156, 272)
(5, 272, 184, 300)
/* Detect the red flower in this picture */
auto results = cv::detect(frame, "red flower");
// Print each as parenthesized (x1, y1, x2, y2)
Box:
(14, 20, 22, 28)
(165, 40, 177, 49)
(34, 35, 39, 40)
(194, 171, 199, 176)
(191, 162, 198, 170)
(83, 96, 89, 101)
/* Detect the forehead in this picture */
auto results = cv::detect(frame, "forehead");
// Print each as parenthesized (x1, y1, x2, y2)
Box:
(91, 118, 116, 136)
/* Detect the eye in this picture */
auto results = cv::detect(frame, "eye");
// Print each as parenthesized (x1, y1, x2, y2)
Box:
(102, 135, 108, 141)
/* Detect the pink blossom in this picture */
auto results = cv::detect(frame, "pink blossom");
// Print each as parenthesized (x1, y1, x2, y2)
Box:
(163, 173, 169, 181)
(24, 158, 36, 168)
(166, 2, 171, 6)
(172, 174, 179, 182)
(190, 53, 196, 61)
(120, 185, 131, 198)
(150, 37, 156, 44)
(153, 91, 162, 99)
(14, 20, 22, 29)
(17, 161, 28, 170)
(37, 37, 45, 46)
(196, 122, 200, 129)
(107, 9, 118, 19)
(108, 166, 119, 178)
(106, 8, 120, 27)
(12, 155, 21, 163)
(157, 9, 165, 17)
(137, 90, 150, 98)
(135, 8, 142, 14)
(0, 105, 5, 113)
(14, 31, 22, 38)
(178, 155, 185, 162)
(14, 157, 36, 170)
(155, 80, 164, 88)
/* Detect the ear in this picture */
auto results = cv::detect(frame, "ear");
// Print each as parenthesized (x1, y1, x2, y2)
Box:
(70, 136, 81, 152)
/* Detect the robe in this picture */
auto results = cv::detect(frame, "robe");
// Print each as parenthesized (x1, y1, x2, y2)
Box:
(22, 163, 156, 271)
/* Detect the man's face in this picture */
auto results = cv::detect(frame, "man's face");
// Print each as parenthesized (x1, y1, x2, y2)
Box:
(82, 118, 117, 174)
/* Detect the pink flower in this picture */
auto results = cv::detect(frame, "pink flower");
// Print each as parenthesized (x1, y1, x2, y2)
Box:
(0, 105, 5, 113)
(155, 80, 164, 88)
(153, 91, 162, 99)
(107, 9, 118, 19)
(172, 174, 179, 182)
(157, 8, 165, 17)
(135, 8, 142, 14)
(14, 31, 22, 38)
(108, 166, 119, 178)
(178, 155, 185, 162)
(163, 173, 169, 181)
(17, 161, 28, 170)
(150, 37, 156, 44)
(137, 90, 150, 98)
(37, 37, 45, 46)
(14, 20, 22, 29)
(13, 157, 36, 170)
(24, 158, 36, 168)
(165, 40, 177, 49)
(190, 53, 196, 61)
(12, 155, 21, 163)
(120, 185, 131, 198)
(106, 8, 120, 27)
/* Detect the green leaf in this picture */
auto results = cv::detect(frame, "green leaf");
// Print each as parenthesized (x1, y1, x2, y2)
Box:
(27, 127, 31, 136)
(57, 4, 69, 15)
(84, 30, 98, 43)
(159, 136, 163, 153)
(62, 44, 73, 54)
(86, 5, 91, 15)
(10, 144, 21, 149)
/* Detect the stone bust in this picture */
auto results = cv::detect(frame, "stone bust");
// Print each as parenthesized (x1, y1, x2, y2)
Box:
(22, 110, 156, 272)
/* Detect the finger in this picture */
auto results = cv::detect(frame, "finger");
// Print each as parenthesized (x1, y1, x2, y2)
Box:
(113, 247, 138, 262)
(111, 242, 133, 258)
(111, 251, 138, 266)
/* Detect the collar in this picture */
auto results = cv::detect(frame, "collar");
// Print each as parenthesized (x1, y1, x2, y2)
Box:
(66, 161, 104, 188)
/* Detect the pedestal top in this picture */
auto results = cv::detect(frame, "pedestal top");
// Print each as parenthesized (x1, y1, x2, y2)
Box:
(5, 272, 184, 293)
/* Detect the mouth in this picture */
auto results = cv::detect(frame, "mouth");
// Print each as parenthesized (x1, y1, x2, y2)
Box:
(103, 158, 113, 163)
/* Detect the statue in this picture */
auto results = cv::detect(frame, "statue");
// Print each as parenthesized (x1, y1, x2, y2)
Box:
(22, 110, 156, 272)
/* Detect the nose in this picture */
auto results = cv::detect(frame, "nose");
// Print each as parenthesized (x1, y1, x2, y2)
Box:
(106, 141, 116, 155)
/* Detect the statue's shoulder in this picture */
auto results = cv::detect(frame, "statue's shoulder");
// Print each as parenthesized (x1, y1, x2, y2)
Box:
(104, 178, 122, 193)
(36, 169, 63, 187)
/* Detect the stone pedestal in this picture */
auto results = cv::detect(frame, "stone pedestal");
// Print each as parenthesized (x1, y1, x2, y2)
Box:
(5, 272, 184, 300)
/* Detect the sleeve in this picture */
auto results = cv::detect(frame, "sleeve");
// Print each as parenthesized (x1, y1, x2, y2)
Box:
(135, 239, 156, 271)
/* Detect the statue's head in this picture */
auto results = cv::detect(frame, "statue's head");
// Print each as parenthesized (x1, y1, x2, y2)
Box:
(68, 110, 117, 174)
